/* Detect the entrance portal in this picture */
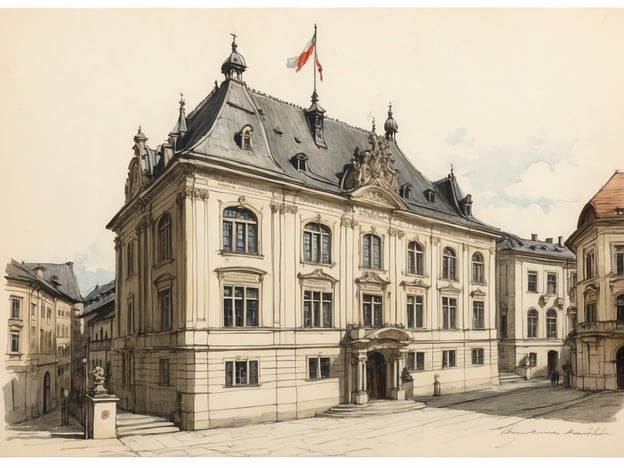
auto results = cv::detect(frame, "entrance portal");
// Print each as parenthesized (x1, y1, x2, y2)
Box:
(43, 371, 51, 413)
(617, 347, 624, 390)
(547, 350, 558, 378)
(366, 352, 386, 399)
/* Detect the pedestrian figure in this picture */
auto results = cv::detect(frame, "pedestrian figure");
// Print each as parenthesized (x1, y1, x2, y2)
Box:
(555, 370, 560, 385)
(550, 371, 556, 385)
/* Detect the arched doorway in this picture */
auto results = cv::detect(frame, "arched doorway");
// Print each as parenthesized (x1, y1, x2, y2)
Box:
(366, 352, 387, 400)
(616, 347, 624, 390)
(42, 371, 51, 413)
(547, 350, 558, 378)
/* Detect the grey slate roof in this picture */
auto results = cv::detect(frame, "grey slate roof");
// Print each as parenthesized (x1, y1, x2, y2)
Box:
(497, 232, 575, 260)
(6, 260, 83, 303)
(81, 280, 115, 317)
(147, 76, 500, 235)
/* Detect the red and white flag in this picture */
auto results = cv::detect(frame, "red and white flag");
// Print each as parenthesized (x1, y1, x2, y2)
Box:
(287, 32, 318, 73)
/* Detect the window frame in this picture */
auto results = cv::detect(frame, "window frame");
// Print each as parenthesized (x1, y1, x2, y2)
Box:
(126, 239, 135, 278)
(407, 351, 425, 371)
(616, 294, 624, 321)
(10, 333, 19, 353)
(407, 241, 424, 276)
(442, 247, 457, 281)
(616, 246, 624, 275)
(157, 213, 172, 263)
(527, 271, 538, 293)
(222, 206, 259, 255)
(362, 233, 382, 270)
(223, 285, 260, 327)
(303, 290, 333, 328)
(303, 222, 332, 264)
(546, 309, 557, 338)
(308, 356, 331, 380)
(472, 300, 485, 329)
(10, 297, 21, 320)
(472, 252, 484, 284)
(441, 296, 457, 330)
(362, 293, 383, 327)
(584, 249, 595, 280)
(527, 309, 538, 338)
(159, 358, 170, 386)
(528, 352, 537, 367)
(442, 350, 456, 368)
(407, 295, 424, 329)
(158, 288, 173, 331)
(225, 359, 259, 387)
(547, 272, 557, 295)
(585, 300, 597, 323)
(471, 348, 484, 365)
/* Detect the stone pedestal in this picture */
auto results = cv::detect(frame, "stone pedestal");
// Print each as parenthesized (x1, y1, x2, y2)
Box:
(353, 391, 369, 405)
(87, 392, 120, 439)
(390, 388, 406, 400)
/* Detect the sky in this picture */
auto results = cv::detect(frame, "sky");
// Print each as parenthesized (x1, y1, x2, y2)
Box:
(2, 7, 624, 294)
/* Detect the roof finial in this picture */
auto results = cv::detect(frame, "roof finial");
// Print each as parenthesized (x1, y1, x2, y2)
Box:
(388, 102, 393, 116)
(230, 32, 238, 50)
(372, 117, 376, 134)
(179, 93, 185, 108)
(450, 163, 454, 177)
(137, 125, 142, 134)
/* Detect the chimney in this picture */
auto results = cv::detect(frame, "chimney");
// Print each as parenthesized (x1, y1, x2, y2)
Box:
(531, 234, 538, 241)
(545, 237, 553, 244)
(558, 236, 563, 247)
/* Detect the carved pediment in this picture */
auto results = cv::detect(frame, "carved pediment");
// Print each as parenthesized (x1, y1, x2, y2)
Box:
(583, 283, 599, 296)
(367, 327, 412, 343)
(341, 133, 402, 196)
(470, 288, 486, 298)
(350, 185, 407, 210)
(214, 266, 267, 283)
(297, 268, 338, 285)
(400, 278, 431, 289)
(438, 283, 462, 295)
(355, 271, 391, 286)
(125, 157, 146, 203)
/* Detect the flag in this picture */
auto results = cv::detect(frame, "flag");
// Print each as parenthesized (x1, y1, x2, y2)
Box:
(316, 57, 323, 81)
(287, 32, 316, 72)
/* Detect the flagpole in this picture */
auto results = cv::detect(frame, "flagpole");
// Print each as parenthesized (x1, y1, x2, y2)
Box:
(313, 23, 317, 95)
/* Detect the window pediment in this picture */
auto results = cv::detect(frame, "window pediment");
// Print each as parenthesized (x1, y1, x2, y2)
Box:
(297, 268, 337, 285)
(438, 284, 461, 295)
(153, 273, 175, 288)
(355, 271, 391, 287)
(215, 266, 267, 284)
(400, 278, 430, 289)
(470, 288, 486, 298)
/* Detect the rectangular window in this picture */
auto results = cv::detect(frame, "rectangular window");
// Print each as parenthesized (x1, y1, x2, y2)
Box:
(442, 297, 457, 329)
(585, 250, 595, 279)
(303, 291, 332, 328)
(408, 351, 425, 371)
(416, 352, 425, 371)
(616, 246, 624, 275)
(528, 271, 538, 293)
(442, 350, 456, 368)
(308, 357, 331, 380)
(407, 295, 424, 329)
(158, 288, 172, 330)
(127, 241, 134, 277)
(472, 301, 485, 329)
(407, 352, 415, 371)
(10, 298, 20, 320)
(159, 359, 170, 385)
(41, 304, 45, 319)
(547, 273, 557, 295)
(500, 309, 508, 338)
(224, 286, 260, 327)
(10, 334, 19, 353)
(569, 272, 577, 293)
(47, 307, 51, 320)
(225, 360, 259, 386)
(471, 348, 484, 365)
(528, 352, 537, 367)
(31, 303, 36, 320)
(585, 302, 597, 322)
(362, 294, 383, 327)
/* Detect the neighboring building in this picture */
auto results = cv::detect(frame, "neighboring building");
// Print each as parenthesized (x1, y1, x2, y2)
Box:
(4, 260, 82, 423)
(566, 171, 624, 391)
(80, 281, 115, 388)
(497, 233, 576, 379)
(106, 37, 501, 430)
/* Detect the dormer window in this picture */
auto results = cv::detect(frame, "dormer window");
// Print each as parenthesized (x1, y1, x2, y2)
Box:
(237, 125, 253, 150)
(291, 153, 309, 172)
(425, 189, 436, 203)
(400, 184, 413, 200)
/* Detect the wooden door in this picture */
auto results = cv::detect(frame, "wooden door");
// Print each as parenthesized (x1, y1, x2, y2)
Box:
(617, 348, 624, 390)
(366, 352, 386, 400)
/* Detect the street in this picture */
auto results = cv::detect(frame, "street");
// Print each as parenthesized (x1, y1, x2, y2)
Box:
(3, 381, 624, 457)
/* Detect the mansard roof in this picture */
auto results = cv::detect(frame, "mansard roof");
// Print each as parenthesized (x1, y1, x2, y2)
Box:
(82, 279, 115, 317)
(6, 260, 83, 303)
(497, 232, 574, 260)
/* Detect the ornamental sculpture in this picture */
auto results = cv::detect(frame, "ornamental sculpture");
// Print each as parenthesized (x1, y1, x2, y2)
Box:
(342, 133, 400, 193)
(90, 366, 108, 395)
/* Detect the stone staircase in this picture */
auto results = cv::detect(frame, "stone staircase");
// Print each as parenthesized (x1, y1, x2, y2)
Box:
(499, 372, 526, 385)
(116, 410, 180, 437)
(316, 399, 426, 419)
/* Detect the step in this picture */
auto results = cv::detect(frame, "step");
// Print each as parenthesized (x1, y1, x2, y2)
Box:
(117, 415, 172, 426)
(117, 420, 178, 431)
(117, 425, 181, 437)
(317, 400, 426, 419)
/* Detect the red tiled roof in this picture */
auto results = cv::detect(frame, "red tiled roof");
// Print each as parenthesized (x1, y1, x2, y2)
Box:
(578, 171, 624, 228)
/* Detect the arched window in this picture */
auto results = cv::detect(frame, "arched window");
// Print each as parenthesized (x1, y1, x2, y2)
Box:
(303, 223, 331, 264)
(126, 240, 134, 277)
(362, 234, 382, 269)
(407, 241, 424, 275)
(616, 294, 624, 321)
(222, 207, 258, 254)
(472, 252, 484, 283)
(291, 153, 309, 172)
(157, 213, 172, 262)
(528, 309, 538, 338)
(442, 247, 456, 280)
(547, 310, 557, 338)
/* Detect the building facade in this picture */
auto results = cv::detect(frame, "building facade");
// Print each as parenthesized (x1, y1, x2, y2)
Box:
(497, 233, 576, 379)
(107, 38, 501, 430)
(566, 171, 624, 391)
(4, 260, 82, 423)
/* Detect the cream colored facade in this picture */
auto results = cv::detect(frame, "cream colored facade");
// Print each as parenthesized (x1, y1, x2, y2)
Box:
(4, 261, 82, 423)
(497, 234, 576, 380)
(107, 38, 501, 430)
(566, 171, 624, 390)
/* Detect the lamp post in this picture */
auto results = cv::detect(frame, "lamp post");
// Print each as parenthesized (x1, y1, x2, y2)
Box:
(82, 357, 88, 439)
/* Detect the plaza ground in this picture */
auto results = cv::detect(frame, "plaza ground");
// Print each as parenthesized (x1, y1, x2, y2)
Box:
(3, 380, 624, 457)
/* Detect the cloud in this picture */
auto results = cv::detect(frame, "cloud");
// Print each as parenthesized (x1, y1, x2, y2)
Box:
(447, 127, 468, 146)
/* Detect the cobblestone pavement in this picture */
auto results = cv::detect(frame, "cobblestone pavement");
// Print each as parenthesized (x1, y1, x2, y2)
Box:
(3, 381, 624, 457)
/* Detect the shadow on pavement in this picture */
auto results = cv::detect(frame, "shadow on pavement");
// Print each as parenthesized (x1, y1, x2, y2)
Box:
(418, 384, 624, 423)
(5, 410, 84, 441)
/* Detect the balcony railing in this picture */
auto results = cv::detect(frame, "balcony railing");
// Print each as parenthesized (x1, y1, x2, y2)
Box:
(577, 320, 624, 335)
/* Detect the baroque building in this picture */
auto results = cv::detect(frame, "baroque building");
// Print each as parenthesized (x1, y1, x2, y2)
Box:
(566, 171, 624, 390)
(107, 37, 501, 430)
(496, 233, 576, 379)
(4, 260, 82, 423)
